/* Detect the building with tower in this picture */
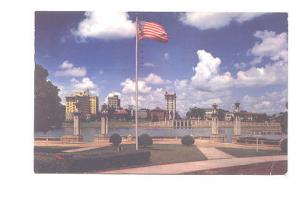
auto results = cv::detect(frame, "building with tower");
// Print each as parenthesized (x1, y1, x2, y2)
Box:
(165, 92, 176, 121)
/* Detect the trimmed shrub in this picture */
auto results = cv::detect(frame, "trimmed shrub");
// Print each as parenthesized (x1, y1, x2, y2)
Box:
(181, 135, 195, 146)
(280, 138, 287, 153)
(109, 133, 122, 147)
(138, 134, 153, 147)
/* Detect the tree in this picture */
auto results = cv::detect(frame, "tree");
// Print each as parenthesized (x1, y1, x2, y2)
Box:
(181, 135, 195, 146)
(109, 133, 122, 152)
(217, 109, 226, 121)
(280, 138, 287, 153)
(138, 134, 153, 148)
(34, 64, 65, 133)
(186, 107, 205, 119)
(280, 112, 288, 134)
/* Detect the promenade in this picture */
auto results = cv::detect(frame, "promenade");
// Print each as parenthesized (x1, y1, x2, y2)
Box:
(100, 155, 287, 174)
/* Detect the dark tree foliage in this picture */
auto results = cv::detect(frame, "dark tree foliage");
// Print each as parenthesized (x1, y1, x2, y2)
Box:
(280, 138, 287, 153)
(186, 107, 206, 119)
(217, 109, 226, 121)
(109, 133, 122, 147)
(181, 135, 195, 146)
(280, 112, 288, 134)
(138, 134, 153, 147)
(34, 64, 65, 133)
(175, 112, 181, 119)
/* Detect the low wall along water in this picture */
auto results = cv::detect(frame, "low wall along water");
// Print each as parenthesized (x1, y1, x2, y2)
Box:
(34, 126, 283, 143)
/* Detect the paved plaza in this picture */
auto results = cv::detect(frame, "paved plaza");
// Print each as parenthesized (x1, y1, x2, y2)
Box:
(100, 155, 287, 174)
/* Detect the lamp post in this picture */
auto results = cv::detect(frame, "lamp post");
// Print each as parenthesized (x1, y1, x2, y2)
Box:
(233, 102, 241, 137)
(100, 105, 109, 137)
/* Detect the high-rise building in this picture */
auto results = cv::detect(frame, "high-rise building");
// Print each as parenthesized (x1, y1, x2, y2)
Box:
(89, 96, 98, 115)
(65, 89, 99, 121)
(108, 94, 121, 109)
(165, 92, 176, 120)
(65, 96, 77, 121)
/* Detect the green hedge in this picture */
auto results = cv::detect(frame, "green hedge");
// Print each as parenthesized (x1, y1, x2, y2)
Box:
(35, 150, 151, 173)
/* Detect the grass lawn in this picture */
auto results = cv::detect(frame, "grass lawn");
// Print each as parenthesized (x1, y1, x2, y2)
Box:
(217, 147, 286, 158)
(34, 144, 207, 172)
(146, 144, 207, 165)
(185, 161, 287, 175)
(65, 144, 207, 165)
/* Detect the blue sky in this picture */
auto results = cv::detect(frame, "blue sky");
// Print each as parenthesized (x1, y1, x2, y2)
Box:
(35, 12, 288, 115)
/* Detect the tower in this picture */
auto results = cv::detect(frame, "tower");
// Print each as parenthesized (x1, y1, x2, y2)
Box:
(165, 92, 176, 121)
(211, 104, 219, 135)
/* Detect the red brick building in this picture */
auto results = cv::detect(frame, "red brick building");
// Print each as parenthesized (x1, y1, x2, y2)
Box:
(150, 107, 166, 121)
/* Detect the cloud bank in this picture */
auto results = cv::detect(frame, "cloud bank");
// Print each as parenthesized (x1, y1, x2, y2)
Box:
(71, 11, 135, 40)
(179, 12, 264, 30)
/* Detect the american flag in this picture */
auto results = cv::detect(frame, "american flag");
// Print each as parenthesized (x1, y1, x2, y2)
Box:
(137, 21, 168, 43)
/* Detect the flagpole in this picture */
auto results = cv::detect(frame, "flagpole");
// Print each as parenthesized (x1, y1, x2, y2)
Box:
(135, 17, 139, 150)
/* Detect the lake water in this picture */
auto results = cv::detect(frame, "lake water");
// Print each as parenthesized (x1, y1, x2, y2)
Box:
(35, 127, 234, 142)
(35, 127, 284, 143)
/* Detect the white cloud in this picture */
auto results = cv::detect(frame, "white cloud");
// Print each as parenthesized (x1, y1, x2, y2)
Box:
(105, 91, 122, 104)
(55, 77, 100, 104)
(144, 73, 168, 85)
(171, 37, 287, 114)
(251, 30, 288, 64)
(242, 89, 287, 114)
(191, 50, 234, 91)
(71, 11, 135, 40)
(203, 98, 223, 105)
(121, 78, 152, 94)
(71, 77, 99, 96)
(108, 91, 121, 98)
(179, 12, 264, 30)
(119, 74, 172, 110)
(57, 85, 67, 104)
(174, 78, 233, 115)
(190, 31, 287, 89)
(236, 60, 287, 86)
(55, 60, 87, 77)
(143, 62, 155, 67)
(237, 31, 288, 86)
(120, 87, 166, 110)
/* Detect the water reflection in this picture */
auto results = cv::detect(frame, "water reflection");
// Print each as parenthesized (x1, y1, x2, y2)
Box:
(35, 127, 233, 142)
(35, 127, 283, 143)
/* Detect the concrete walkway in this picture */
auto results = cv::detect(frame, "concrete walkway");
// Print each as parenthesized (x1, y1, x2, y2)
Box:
(100, 155, 287, 174)
(63, 146, 100, 153)
(197, 147, 235, 160)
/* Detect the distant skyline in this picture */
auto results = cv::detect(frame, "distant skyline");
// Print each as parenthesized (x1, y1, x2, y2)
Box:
(35, 12, 288, 115)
